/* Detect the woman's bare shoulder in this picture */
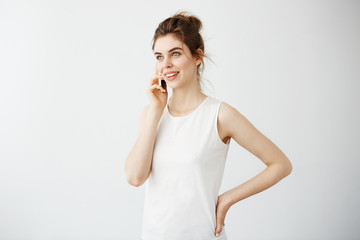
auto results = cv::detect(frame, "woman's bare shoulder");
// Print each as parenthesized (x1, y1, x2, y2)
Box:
(218, 101, 239, 119)
(218, 101, 256, 140)
(217, 101, 240, 141)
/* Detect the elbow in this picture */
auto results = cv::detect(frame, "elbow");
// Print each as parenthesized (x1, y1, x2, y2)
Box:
(269, 157, 292, 178)
(126, 173, 144, 187)
(125, 173, 148, 187)
(282, 158, 293, 177)
(127, 178, 143, 187)
(124, 162, 143, 187)
(124, 162, 150, 187)
(125, 170, 142, 188)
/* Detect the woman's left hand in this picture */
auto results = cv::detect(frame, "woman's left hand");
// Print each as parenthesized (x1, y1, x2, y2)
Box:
(215, 193, 232, 237)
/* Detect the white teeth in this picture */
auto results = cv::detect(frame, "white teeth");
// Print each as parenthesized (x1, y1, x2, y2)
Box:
(166, 72, 178, 77)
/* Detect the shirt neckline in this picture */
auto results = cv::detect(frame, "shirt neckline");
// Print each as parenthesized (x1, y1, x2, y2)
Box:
(166, 96, 209, 119)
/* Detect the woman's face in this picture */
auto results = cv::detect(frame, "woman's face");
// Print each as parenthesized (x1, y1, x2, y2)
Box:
(153, 34, 201, 88)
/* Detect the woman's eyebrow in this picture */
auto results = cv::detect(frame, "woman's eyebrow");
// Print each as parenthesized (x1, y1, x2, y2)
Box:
(154, 47, 183, 55)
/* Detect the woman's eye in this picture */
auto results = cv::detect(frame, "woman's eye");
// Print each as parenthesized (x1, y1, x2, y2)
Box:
(156, 52, 178, 60)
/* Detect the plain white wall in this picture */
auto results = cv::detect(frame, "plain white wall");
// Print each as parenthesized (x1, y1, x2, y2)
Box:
(1, 0, 359, 239)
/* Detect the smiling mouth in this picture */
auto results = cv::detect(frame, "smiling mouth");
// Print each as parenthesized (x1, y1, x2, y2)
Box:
(165, 72, 179, 77)
(165, 72, 179, 81)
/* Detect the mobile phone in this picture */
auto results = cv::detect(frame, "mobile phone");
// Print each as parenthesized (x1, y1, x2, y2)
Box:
(159, 78, 166, 89)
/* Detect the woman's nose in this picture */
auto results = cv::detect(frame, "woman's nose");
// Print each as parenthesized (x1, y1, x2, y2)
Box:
(163, 57, 172, 68)
(158, 57, 173, 74)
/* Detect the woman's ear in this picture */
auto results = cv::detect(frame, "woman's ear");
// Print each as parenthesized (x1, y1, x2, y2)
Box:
(195, 48, 204, 65)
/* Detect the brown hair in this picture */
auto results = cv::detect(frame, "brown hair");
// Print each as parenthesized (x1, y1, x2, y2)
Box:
(151, 11, 211, 83)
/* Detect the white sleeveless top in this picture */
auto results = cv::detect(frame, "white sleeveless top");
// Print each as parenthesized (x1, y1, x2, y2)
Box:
(141, 95, 231, 240)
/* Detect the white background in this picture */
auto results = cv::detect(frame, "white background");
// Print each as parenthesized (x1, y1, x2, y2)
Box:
(1, 0, 359, 239)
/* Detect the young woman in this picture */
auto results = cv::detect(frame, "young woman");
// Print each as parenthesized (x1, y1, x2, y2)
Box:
(125, 11, 292, 240)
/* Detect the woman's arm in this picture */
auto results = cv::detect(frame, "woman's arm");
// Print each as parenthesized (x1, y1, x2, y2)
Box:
(218, 102, 292, 206)
(124, 105, 162, 187)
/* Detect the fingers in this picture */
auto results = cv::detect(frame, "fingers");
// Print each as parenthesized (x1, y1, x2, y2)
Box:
(154, 64, 163, 76)
(148, 83, 166, 93)
(214, 194, 230, 237)
(149, 71, 164, 87)
(215, 209, 225, 237)
(149, 67, 166, 94)
(149, 72, 158, 87)
(215, 223, 224, 237)
(215, 225, 221, 237)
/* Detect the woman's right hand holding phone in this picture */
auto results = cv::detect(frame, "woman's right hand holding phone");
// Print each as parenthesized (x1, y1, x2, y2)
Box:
(147, 66, 168, 112)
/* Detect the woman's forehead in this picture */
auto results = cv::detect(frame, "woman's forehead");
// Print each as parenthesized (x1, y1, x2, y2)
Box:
(154, 34, 185, 52)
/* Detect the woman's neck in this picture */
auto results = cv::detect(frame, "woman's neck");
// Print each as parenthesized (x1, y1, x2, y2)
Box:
(168, 91, 207, 114)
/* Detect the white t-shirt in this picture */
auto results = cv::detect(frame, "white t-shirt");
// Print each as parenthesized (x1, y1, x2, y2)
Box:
(141, 95, 231, 240)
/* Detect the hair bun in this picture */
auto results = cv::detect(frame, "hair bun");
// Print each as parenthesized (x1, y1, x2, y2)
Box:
(187, 16, 202, 32)
(172, 11, 202, 33)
